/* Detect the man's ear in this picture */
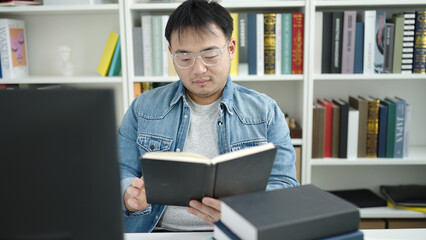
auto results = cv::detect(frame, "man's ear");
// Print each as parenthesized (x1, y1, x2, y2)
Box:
(228, 38, 236, 60)
(168, 45, 172, 53)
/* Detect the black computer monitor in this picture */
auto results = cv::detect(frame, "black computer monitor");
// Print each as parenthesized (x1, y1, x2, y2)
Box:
(0, 89, 123, 240)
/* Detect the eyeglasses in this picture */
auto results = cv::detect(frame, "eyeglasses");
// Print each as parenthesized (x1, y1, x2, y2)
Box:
(171, 42, 228, 69)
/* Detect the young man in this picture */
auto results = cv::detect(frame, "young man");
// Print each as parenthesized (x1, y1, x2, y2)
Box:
(118, 0, 299, 233)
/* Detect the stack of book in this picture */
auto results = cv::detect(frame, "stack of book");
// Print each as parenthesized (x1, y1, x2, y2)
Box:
(97, 31, 121, 77)
(214, 185, 362, 240)
(312, 96, 411, 159)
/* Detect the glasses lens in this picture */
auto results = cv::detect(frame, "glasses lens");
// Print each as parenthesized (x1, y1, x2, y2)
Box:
(174, 54, 194, 68)
(201, 50, 221, 66)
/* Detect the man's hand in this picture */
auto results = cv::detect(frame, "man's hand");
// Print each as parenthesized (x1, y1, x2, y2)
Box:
(187, 197, 221, 225)
(124, 177, 149, 212)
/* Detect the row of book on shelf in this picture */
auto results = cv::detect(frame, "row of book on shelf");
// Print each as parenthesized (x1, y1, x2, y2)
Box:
(317, 10, 426, 74)
(133, 12, 304, 77)
(312, 96, 410, 159)
(97, 31, 122, 77)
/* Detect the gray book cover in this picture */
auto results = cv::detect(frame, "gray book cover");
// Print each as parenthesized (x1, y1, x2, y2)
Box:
(383, 23, 395, 73)
(374, 11, 386, 73)
(132, 27, 144, 76)
(341, 11, 356, 73)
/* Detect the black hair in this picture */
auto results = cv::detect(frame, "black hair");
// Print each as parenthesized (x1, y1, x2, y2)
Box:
(165, 0, 233, 46)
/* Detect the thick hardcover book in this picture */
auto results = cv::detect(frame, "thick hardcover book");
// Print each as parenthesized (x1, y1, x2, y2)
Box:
(238, 13, 248, 75)
(221, 184, 360, 240)
(333, 99, 349, 158)
(331, 103, 340, 158)
(318, 231, 364, 240)
(312, 103, 325, 158)
(349, 96, 368, 158)
(353, 22, 364, 74)
(363, 96, 380, 158)
(282, 13, 292, 74)
(140, 143, 277, 206)
(382, 99, 396, 158)
(108, 36, 121, 76)
(317, 99, 334, 158)
(291, 13, 304, 74)
(374, 11, 386, 73)
(377, 102, 388, 158)
(247, 13, 257, 75)
(413, 11, 426, 73)
(380, 185, 426, 207)
(132, 27, 144, 76)
(96, 31, 119, 76)
(392, 16, 404, 73)
(322, 12, 333, 73)
(214, 221, 241, 240)
(341, 11, 356, 74)
(362, 10, 376, 74)
(264, 13, 276, 75)
(383, 23, 395, 73)
(331, 12, 343, 73)
(230, 12, 239, 76)
(329, 189, 387, 208)
(347, 107, 359, 159)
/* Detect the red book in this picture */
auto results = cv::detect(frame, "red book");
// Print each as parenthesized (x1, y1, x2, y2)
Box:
(291, 13, 304, 74)
(317, 98, 334, 157)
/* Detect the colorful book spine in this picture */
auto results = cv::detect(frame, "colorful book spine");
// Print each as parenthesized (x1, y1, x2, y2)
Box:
(403, 104, 411, 157)
(247, 13, 257, 75)
(264, 13, 276, 75)
(341, 11, 356, 74)
(383, 23, 395, 73)
(353, 22, 364, 74)
(392, 16, 404, 73)
(238, 13, 248, 75)
(382, 99, 396, 158)
(377, 102, 388, 158)
(282, 13, 292, 74)
(413, 11, 426, 73)
(96, 31, 119, 76)
(291, 13, 304, 74)
(331, 12, 343, 73)
(107, 36, 121, 76)
(312, 103, 325, 158)
(230, 12, 239, 76)
(317, 99, 334, 158)
(363, 10, 376, 74)
(365, 97, 380, 158)
(401, 11, 416, 73)
(394, 97, 406, 158)
(374, 11, 386, 73)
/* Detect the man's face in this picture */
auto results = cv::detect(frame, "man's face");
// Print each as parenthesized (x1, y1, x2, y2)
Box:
(169, 23, 235, 105)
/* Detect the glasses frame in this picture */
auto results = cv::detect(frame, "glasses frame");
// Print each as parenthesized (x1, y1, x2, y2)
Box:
(171, 41, 229, 69)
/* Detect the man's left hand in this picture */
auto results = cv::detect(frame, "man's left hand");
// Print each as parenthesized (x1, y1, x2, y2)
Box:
(187, 197, 221, 225)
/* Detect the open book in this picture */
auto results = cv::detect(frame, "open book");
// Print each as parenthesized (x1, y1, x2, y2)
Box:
(140, 143, 277, 206)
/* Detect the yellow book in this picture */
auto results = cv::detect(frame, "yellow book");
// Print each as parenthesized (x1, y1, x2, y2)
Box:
(133, 82, 142, 99)
(97, 32, 119, 76)
(168, 51, 177, 76)
(388, 201, 426, 213)
(230, 13, 239, 76)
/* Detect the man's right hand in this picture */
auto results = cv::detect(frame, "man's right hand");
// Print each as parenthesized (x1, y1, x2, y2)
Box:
(124, 177, 149, 212)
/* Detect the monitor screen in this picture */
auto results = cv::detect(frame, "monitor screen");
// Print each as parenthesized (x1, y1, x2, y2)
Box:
(0, 89, 123, 240)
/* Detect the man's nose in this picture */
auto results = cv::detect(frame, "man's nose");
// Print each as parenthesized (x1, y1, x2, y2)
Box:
(192, 56, 207, 74)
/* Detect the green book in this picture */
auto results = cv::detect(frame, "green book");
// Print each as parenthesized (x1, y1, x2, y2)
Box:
(392, 16, 404, 73)
(281, 13, 292, 74)
(151, 15, 163, 76)
(383, 98, 396, 158)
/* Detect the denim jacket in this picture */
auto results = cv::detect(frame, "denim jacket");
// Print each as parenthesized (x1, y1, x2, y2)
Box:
(118, 77, 299, 233)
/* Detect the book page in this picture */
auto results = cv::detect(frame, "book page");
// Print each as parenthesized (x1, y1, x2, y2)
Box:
(211, 142, 275, 164)
(142, 151, 211, 164)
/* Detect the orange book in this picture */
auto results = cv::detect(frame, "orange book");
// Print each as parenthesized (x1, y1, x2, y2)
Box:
(317, 98, 333, 158)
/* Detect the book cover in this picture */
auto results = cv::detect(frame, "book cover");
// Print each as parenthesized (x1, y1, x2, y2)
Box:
(132, 27, 144, 76)
(238, 13, 248, 76)
(329, 189, 387, 208)
(341, 11, 356, 74)
(377, 102, 388, 158)
(382, 98, 396, 158)
(349, 96, 368, 158)
(392, 16, 404, 73)
(151, 15, 163, 76)
(413, 11, 426, 73)
(331, 103, 340, 158)
(281, 13, 292, 74)
(333, 99, 349, 158)
(0, 19, 29, 79)
(264, 13, 276, 75)
(141, 15, 153, 76)
(318, 231, 364, 240)
(380, 185, 426, 207)
(140, 143, 277, 206)
(314, 11, 323, 74)
(393, 97, 406, 158)
(247, 13, 257, 75)
(322, 12, 333, 73)
(374, 11, 386, 73)
(347, 107, 359, 159)
(403, 104, 411, 157)
(331, 11, 343, 73)
(353, 22, 364, 74)
(363, 96, 380, 158)
(214, 221, 241, 240)
(383, 23, 395, 73)
(312, 103, 325, 158)
(401, 11, 416, 73)
(317, 98, 334, 158)
(96, 31, 119, 76)
(291, 13, 303, 74)
(256, 13, 264, 75)
(230, 12, 239, 76)
(275, 13, 282, 75)
(107, 36, 121, 76)
(362, 10, 376, 74)
(221, 184, 360, 240)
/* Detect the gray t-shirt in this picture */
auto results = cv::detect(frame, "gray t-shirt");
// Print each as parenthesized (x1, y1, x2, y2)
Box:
(156, 94, 220, 231)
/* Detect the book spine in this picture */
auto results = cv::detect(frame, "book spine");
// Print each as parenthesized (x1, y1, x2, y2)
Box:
(377, 103, 388, 158)
(392, 16, 404, 73)
(322, 12, 333, 73)
(366, 98, 380, 158)
(341, 11, 356, 74)
(317, 99, 333, 158)
(107, 36, 121, 76)
(162, 15, 169, 77)
(331, 104, 340, 158)
(275, 13, 282, 75)
(264, 13, 276, 75)
(394, 99, 406, 158)
(413, 11, 426, 73)
(347, 108, 359, 159)
(314, 12, 323, 74)
(401, 11, 416, 73)
(256, 13, 264, 75)
(383, 23, 395, 73)
(132, 27, 144, 76)
(312, 104, 325, 158)
(151, 15, 163, 76)
(141, 15, 152, 76)
(374, 11, 386, 73)
(282, 13, 292, 74)
(97, 31, 119, 76)
(403, 104, 411, 157)
(133, 82, 142, 98)
(238, 13, 248, 75)
(331, 12, 343, 73)
(291, 13, 304, 74)
(0, 20, 12, 79)
(363, 10, 376, 74)
(353, 22, 364, 74)
(384, 99, 396, 158)
(339, 102, 349, 158)
(230, 12, 239, 76)
(247, 13, 257, 75)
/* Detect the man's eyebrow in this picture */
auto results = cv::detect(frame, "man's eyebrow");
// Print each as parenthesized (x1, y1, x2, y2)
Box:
(174, 45, 219, 54)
